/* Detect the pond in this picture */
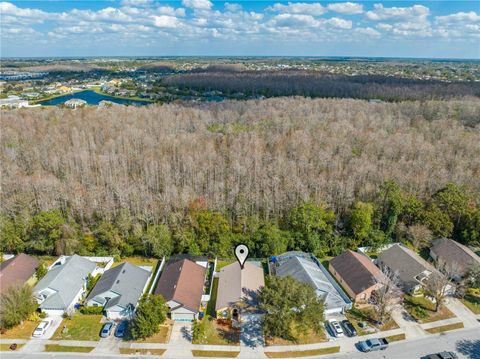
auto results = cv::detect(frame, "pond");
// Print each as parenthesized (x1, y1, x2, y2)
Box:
(38, 90, 152, 106)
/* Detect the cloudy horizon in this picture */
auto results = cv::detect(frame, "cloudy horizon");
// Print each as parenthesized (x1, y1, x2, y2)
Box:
(1, 1, 479, 59)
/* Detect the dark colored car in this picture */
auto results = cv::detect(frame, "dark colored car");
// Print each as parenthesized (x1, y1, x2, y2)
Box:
(100, 322, 114, 338)
(115, 321, 127, 338)
(422, 352, 458, 359)
(341, 320, 357, 337)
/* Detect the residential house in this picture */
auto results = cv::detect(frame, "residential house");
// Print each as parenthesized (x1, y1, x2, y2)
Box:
(0, 254, 39, 294)
(33, 255, 96, 315)
(215, 262, 264, 324)
(154, 258, 206, 321)
(273, 252, 352, 314)
(430, 238, 480, 280)
(64, 99, 87, 109)
(329, 250, 385, 304)
(85, 262, 151, 320)
(0, 95, 28, 108)
(377, 243, 444, 294)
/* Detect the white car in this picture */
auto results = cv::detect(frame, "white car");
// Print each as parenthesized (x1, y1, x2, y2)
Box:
(328, 319, 344, 337)
(32, 318, 53, 337)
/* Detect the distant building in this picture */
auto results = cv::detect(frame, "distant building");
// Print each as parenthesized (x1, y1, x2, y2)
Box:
(0, 96, 29, 108)
(56, 85, 72, 93)
(64, 99, 87, 109)
(0, 254, 39, 294)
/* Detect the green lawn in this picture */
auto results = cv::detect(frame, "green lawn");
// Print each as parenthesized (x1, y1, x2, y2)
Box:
(206, 278, 219, 317)
(265, 325, 327, 346)
(265, 346, 340, 358)
(192, 318, 240, 346)
(192, 350, 239, 357)
(346, 307, 399, 334)
(461, 293, 480, 315)
(216, 260, 235, 271)
(132, 323, 172, 343)
(52, 314, 103, 341)
(385, 333, 406, 342)
(119, 348, 166, 355)
(425, 322, 464, 334)
(404, 295, 456, 323)
(44, 345, 94, 353)
(0, 320, 38, 339)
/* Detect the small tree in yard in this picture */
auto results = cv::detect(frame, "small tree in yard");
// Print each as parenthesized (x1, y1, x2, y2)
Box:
(406, 224, 433, 251)
(259, 276, 324, 342)
(0, 285, 37, 329)
(373, 266, 402, 325)
(425, 261, 461, 312)
(129, 294, 168, 340)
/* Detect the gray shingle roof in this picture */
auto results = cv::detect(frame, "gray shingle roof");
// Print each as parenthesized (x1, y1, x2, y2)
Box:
(275, 252, 351, 313)
(86, 262, 151, 310)
(34, 255, 96, 310)
(430, 238, 480, 276)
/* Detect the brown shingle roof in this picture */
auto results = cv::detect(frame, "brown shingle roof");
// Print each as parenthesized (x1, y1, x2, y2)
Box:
(215, 262, 264, 312)
(0, 254, 39, 294)
(154, 259, 206, 313)
(431, 238, 480, 275)
(330, 250, 384, 296)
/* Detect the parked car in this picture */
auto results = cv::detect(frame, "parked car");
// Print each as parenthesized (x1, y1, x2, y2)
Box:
(32, 318, 53, 337)
(422, 352, 458, 359)
(115, 321, 127, 338)
(357, 337, 389, 352)
(100, 322, 114, 338)
(341, 320, 357, 337)
(328, 319, 344, 337)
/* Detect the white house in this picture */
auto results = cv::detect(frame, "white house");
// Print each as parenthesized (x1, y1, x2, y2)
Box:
(33, 255, 96, 316)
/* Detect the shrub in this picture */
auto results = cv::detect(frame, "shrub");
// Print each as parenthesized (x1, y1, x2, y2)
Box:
(79, 306, 104, 315)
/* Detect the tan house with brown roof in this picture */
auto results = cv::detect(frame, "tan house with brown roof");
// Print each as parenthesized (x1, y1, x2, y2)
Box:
(215, 262, 264, 324)
(154, 258, 206, 322)
(430, 238, 480, 280)
(329, 250, 385, 304)
(0, 254, 39, 294)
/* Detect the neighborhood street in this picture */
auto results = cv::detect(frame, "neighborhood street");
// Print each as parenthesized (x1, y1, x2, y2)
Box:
(1, 327, 479, 359)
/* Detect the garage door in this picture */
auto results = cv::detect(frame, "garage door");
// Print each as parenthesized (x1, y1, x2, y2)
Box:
(172, 313, 195, 322)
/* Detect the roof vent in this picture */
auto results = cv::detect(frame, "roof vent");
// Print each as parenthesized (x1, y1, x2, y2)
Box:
(116, 280, 120, 284)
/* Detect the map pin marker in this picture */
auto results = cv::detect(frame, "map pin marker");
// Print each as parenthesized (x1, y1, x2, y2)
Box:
(235, 244, 249, 270)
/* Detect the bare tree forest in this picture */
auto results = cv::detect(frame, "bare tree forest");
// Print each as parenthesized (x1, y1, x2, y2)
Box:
(1, 97, 479, 224)
(164, 71, 480, 102)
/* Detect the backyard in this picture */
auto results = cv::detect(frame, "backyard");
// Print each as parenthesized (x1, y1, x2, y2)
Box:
(52, 314, 103, 341)
(403, 295, 456, 323)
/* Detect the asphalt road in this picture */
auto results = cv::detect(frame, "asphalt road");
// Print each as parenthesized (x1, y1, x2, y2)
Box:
(2, 328, 479, 359)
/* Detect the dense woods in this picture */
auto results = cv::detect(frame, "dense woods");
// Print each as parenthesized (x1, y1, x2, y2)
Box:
(165, 71, 480, 102)
(1, 98, 479, 259)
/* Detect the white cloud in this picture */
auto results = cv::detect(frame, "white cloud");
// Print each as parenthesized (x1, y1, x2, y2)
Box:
(153, 15, 180, 28)
(120, 0, 152, 7)
(355, 27, 381, 37)
(268, 2, 326, 16)
(225, 3, 242, 12)
(325, 17, 352, 29)
(436, 11, 480, 23)
(366, 4, 429, 21)
(327, 2, 363, 15)
(182, 0, 213, 10)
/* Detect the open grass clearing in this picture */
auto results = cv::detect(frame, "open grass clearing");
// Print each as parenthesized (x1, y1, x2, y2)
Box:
(385, 333, 406, 342)
(425, 322, 464, 334)
(192, 350, 240, 357)
(44, 345, 94, 353)
(264, 346, 340, 358)
(0, 320, 38, 339)
(265, 325, 327, 346)
(52, 314, 103, 341)
(112, 256, 158, 268)
(120, 348, 166, 355)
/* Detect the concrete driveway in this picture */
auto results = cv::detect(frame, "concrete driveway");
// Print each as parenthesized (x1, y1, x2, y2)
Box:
(170, 321, 192, 345)
(240, 314, 264, 349)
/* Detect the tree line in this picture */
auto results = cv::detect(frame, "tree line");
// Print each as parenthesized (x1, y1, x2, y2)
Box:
(1, 181, 478, 259)
(164, 70, 480, 102)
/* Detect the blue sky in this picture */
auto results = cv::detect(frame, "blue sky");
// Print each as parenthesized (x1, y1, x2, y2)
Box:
(1, 1, 479, 58)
